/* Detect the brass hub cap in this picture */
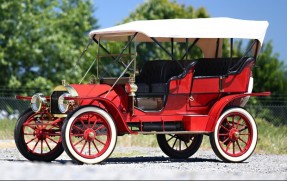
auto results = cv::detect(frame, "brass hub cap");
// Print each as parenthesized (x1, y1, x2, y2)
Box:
(229, 128, 240, 141)
(84, 128, 96, 142)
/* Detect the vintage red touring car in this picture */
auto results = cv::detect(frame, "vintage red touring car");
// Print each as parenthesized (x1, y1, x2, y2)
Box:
(14, 18, 269, 164)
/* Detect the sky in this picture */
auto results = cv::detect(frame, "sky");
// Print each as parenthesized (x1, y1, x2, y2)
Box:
(93, 0, 287, 63)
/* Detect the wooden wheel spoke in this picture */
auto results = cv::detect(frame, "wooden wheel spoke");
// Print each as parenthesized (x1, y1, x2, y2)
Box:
(225, 118, 232, 128)
(80, 141, 87, 154)
(238, 137, 248, 145)
(23, 124, 37, 130)
(236, 118, 243, 129)
(91, 118, 98, 129)
(87, 114, 91, 128)
(88, 142, 91, 156)
(26, 137, 37, 144)
(225, 141, 232, 152)
(80, 120, 88, 129)
(32, 140, 39, 152)
(92, 141, 100, 153)
(167, 135, 176, 142)
(172, 138, 178, 149)
(73, 125, 84, 132)
(24, 133, 35, 136)
(41, 140, 43, 154)
(47, 137, 58, 144)
(232, 116, 235, 127)
(218, 133, 229, 136)
(222, 137, 230, 144)
(220, 125, 230, 132)
(73, 138, 85, 147)
(239, 125, 248, 132)
(71, 133, 84, 137)
(236, 140, 242, 152)
(184, 141, 189, 148)
(44, 139, 52, 151)
(94, 125, 105, 132)
(239, 133, 250, 136)
(233, 142, 235, 154)
(94, 137, 105, 145)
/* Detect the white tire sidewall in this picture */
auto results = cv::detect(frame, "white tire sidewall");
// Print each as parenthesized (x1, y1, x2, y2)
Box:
(64, 107, 117, 164)
(214, 108, 257, 162)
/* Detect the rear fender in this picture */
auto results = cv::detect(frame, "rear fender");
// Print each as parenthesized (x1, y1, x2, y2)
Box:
(206, 92, 270, 132)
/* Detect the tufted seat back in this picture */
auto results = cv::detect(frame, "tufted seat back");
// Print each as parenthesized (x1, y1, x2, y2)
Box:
(193, 57, 253, 77)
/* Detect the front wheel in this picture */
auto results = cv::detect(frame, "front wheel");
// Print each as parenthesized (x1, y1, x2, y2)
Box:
(210, 107, 257, 162)
(14, 109, 64, 162)
(62, 106, 117, 164)
(157, 134, 203, 159)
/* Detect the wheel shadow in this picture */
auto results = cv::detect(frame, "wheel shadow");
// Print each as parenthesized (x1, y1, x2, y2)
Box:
(1, 156, 222, 165)
(102, 156, 222, 164)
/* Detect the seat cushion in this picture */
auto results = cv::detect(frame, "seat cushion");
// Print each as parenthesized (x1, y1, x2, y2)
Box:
(151, 83, 167, 94)
(136, 83, 150, 93)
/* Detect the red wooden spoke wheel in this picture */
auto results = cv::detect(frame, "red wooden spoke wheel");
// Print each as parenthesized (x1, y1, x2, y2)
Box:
(62, 106, 117, 164)
(14, 109, 64, 162)
(157, 134, 203, 159)
(210, 107, 257, 162)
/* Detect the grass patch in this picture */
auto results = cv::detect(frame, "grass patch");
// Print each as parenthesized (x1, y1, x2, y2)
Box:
(0, 119, 16, 139)
(1, 118, 286, 154)
(255, 118, 287, 154)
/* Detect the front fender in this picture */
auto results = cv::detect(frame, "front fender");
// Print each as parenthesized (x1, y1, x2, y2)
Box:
(205, 92, 270, 132)
(66, 96, 132, 135)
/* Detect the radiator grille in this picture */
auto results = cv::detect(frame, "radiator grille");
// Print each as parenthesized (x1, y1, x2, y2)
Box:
(50, 91, 67, 114)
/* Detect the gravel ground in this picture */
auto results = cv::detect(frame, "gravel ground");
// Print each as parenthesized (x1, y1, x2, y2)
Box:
(0, 140, 286, 180)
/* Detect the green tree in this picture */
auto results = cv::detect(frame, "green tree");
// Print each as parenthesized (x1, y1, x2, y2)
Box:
(121, 0, 209, 64)
(0, 0, 98, 95)
(253, 41, 287, 96)
(234, 40, 287, 98)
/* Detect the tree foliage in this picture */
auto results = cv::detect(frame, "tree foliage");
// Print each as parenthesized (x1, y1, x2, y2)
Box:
(0, 0, 98, 95)
(121, 0, 209, 64)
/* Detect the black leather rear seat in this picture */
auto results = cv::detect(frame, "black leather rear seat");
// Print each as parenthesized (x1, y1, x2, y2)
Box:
(193, 57, 254, 77)
(135, 57, 254, 96)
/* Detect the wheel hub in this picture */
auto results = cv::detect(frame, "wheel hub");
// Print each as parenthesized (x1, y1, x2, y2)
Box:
(35, 129, 47, 140)
(84, 128, 96, 142)
(229, 128, 240, 141)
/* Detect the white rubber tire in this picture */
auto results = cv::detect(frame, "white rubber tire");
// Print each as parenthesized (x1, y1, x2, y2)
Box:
(63, 106, 117, 164)
(212, 107, 257, 162)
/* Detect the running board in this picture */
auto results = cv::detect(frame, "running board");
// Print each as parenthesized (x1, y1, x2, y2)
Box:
(137, 131, 211, 135)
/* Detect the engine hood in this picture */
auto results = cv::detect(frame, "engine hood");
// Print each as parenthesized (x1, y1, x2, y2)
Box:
(69, 84, 114, 98)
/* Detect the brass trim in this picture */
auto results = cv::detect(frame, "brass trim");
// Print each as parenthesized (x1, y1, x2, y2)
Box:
(53, 114, 67, 118)
(53, 85, 79, 97)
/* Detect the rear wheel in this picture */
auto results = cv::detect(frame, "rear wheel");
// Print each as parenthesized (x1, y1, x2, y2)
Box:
(157, 134, 203, 159)
(62, 106, 117, 164)
(210, 107, 257, 162)
(14, 109, 64, 162)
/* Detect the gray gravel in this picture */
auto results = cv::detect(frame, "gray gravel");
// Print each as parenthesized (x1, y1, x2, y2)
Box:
(0, 140, 286, 180)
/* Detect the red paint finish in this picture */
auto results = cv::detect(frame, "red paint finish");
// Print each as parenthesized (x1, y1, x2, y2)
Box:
(216, 111, 254, 157)
(69, 111, 112, 159)
(206, 92, 271, 132)
(183, 115, 209, 131)
(169, 68, 194, 94)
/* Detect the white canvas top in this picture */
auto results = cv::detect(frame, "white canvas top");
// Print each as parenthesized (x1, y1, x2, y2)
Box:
(89, 17, 269, 46)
